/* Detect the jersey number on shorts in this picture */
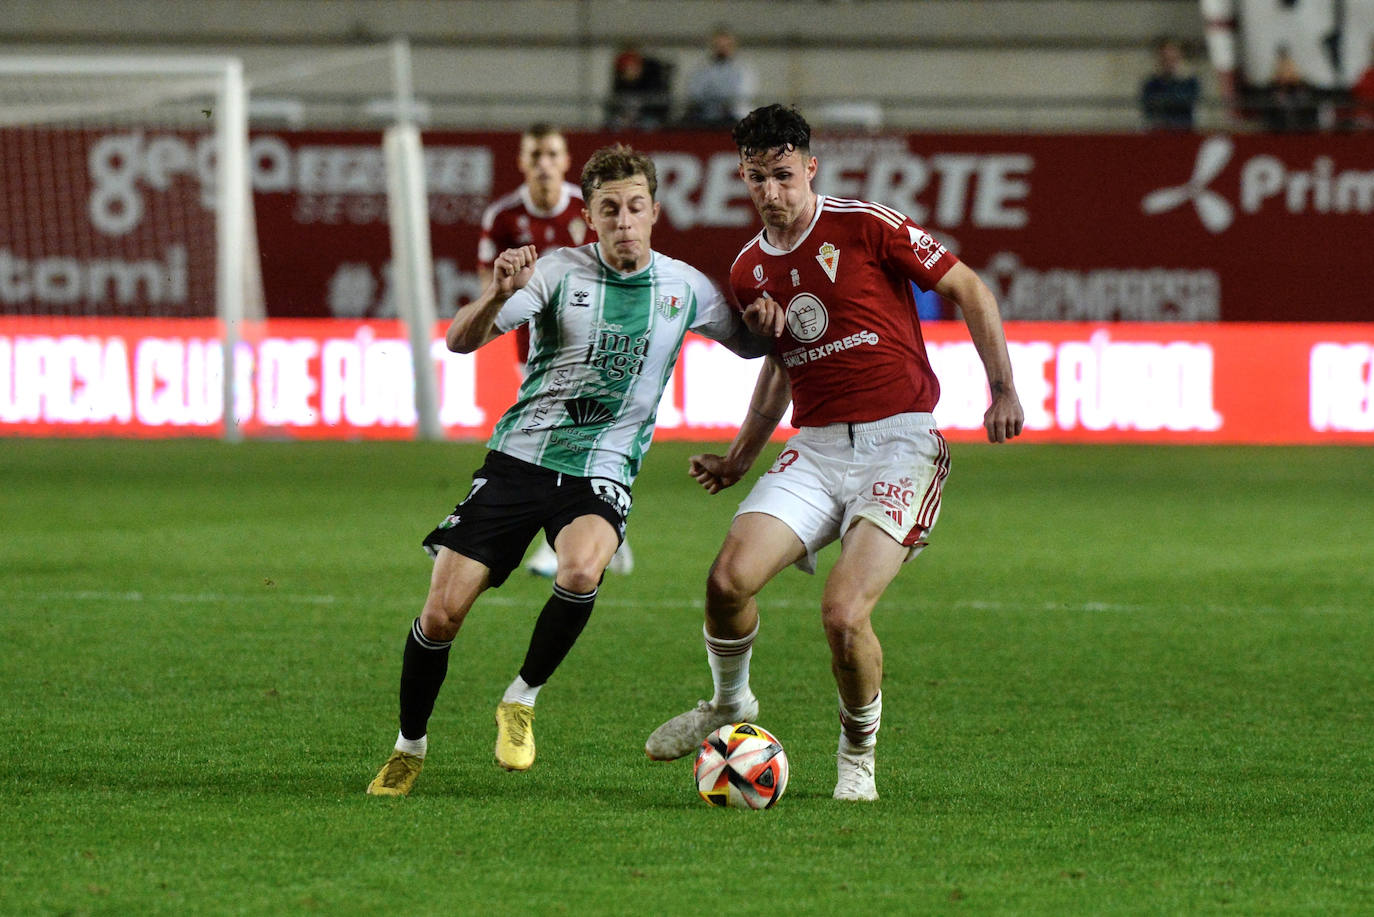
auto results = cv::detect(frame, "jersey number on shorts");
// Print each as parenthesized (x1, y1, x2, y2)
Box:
(768, 449, 800, 475)
(460, 477, 488, 504)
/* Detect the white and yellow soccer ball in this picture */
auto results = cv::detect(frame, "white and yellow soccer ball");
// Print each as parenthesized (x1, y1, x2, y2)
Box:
(693, 722, 789, 809)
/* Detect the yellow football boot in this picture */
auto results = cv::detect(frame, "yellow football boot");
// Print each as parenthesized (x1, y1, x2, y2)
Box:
(494, 701, 536, 771)
(366, 750, 424, 796)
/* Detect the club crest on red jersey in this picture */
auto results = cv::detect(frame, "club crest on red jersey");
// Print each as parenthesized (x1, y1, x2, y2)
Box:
(816, 242, 839, 282)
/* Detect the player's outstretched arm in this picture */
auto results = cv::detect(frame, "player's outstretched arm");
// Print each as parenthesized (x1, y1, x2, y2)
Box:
(690, 357, 791, 494)
(702, 293, 785, 360)
(446, 245, 537, 353)
(715, 293, 787, 359)
(935, 261, 1025, 443)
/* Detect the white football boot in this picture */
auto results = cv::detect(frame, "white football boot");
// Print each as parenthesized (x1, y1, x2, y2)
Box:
(645, 694, 759, 761)
(525, 541, 557, 578)
(833, 739, 878, 801)
(608, 538, 635, 575)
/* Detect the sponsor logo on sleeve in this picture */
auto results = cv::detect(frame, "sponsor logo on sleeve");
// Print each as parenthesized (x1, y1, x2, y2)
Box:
(909, 228, 946, 269)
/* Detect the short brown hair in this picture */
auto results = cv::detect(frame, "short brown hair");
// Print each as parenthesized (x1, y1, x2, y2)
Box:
(523, 122, 562, 142)
(580, 144, 657, 202)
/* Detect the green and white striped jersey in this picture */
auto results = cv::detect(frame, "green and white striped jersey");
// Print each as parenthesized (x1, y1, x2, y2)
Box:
(489, 244, 741, 485)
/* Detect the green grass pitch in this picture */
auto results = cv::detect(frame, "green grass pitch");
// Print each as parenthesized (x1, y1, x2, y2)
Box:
(3, 438, 1372, 915)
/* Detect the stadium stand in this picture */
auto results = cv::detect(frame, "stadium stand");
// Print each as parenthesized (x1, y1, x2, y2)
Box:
(0, 0, 1211, 131)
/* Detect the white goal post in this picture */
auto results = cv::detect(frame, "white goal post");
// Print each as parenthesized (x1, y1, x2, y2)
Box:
(0, 54, 254, 440)
(382, 38, 442, 442)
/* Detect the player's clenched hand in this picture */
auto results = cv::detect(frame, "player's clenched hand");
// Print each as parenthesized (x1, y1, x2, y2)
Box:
(689, 453, 744, 495)
(742, 294, 785, 338)
(983, 385, 1025, 444)
(493, 245, 537, 297)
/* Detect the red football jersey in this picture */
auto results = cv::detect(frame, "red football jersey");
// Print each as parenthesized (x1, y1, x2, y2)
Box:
(477, 181, 592, 271)
(478, 181, 592, 363)
(730, 195, 957, 427)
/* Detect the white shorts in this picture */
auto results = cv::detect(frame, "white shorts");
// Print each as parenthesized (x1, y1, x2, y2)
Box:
(735, 413, 950, 574)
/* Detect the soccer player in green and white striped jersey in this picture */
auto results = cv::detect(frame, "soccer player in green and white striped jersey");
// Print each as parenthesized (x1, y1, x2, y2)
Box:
(367, 145, 783, 795)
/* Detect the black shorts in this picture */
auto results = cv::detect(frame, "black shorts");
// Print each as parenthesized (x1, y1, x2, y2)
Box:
(422, 450, 632, 588)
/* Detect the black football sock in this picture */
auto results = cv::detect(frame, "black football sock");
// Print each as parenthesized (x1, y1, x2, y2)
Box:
(398, 617, 453, 741)
(517, 583, 597, 687)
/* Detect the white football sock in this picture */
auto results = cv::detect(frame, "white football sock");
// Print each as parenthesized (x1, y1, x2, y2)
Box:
(502, 675, 541, 707)
(706, 622, 758, 710)
(838, 690, 882, 752)
(395, 731, 427, 757)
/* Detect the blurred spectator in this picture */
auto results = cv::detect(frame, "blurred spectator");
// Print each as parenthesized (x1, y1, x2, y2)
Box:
(682, 26, 757, 128)
(1259, 47, 1320, 132)
(604, 44, 672, 130)
(1140, 37, 1200, 131)
(1350, 39, 1374, 129)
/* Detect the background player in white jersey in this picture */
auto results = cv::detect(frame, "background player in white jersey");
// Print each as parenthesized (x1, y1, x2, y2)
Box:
(645, 105, 1024, 801)
(476, 125, 632, 577)
(368, 145, 777, 797)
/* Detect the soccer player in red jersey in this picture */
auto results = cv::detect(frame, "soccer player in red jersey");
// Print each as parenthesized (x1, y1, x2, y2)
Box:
(477, 125, 633, 576)
(476, 124, 589, 304)
(646, 104, 1024, 801)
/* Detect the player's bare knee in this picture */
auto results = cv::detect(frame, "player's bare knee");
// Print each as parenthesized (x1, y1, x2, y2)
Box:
(418, 604, 461, 642)
(705, 559, 755, 611)
(553, 558, 602, 595)
(555, 570, 601, 595)
(821, 604, 871, 648)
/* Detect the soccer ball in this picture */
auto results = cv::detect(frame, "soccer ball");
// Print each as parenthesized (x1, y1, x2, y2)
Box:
(694, 722, 789, 809)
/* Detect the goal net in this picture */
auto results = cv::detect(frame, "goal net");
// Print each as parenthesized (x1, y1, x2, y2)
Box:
(0, 46, 443, 441)
(0, 55, 254, 436)
(0, 56, 255, 317)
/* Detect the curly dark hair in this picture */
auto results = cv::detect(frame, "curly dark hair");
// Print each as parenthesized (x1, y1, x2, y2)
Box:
(580, 144, 657, 201)
(731, 104, 812, 159)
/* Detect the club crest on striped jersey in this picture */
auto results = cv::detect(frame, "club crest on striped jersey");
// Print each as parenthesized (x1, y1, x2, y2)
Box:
(816, 242, 839, 282)
(654, 292, 683, 320)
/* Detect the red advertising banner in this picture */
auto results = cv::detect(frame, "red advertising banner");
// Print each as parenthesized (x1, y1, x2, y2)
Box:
(257, 130, 1374, 324)
(0, 127, 220, 317)
(4, 128, 1371, 324)
(3, 317, 1371, 444)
